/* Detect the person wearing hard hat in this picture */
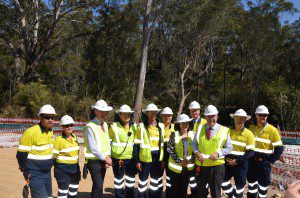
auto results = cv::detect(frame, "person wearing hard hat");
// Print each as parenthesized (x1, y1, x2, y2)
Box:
(109, 105, 137, 198)
(134, 103, 164, 198)
(221, 109, 255, 198)
(167, 114, 195, 198)
(188, 101, 207, 132)
(16, 104, 56, 197)
(83, 100, 113, 198)
(160, 107, 175, 190)
(247, 105, 284, 198)
(192, 105, 232, 198)
(53, 115, 80, 198)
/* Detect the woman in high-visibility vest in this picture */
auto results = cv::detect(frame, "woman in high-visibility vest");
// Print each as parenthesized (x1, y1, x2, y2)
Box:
(134, 103, 164, 198)
(83, 100, 113, 198)
(221, 109, 255, 198)
(160, 107, 175, 191)
(53, 115, 81, 198)
(167, 114, 195, 198)
(109, 105, 137, 198)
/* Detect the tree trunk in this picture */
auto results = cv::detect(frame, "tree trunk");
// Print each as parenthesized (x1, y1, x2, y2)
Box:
(133, 0, 153, 123)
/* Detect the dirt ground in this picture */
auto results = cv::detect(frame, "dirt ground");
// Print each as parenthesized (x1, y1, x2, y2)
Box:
(0, 146, 284, 198)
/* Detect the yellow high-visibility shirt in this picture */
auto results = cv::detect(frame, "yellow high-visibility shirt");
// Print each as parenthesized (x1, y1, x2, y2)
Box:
(193, 118, 207, 132)
(18, 124, 54, 159)
(17, 124, 54, 170)
(230, 127, 255, 156)
(148, 124, 160, 150)
(249, 123, 283, 154)
(164, 123, 175, 143)
(53, 133, 79, 164)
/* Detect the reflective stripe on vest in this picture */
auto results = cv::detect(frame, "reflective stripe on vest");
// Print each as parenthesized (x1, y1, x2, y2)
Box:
(111, 122, 135, 159)
(139, 123, 164, 162)
(195, 124, 228, 166)
(168, 131, 195, 173)
(83, 122, 110, 160)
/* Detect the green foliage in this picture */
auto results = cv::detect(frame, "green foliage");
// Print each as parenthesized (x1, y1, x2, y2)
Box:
(0, 0, 299, 129)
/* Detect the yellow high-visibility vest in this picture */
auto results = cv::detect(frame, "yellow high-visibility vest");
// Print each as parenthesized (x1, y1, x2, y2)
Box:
(195, 124, 229, 166)
(109, 122, 136, 159)
(134, 123, 164, 163)
(83, 121, 110, 161)
(168, 131, 195, 173)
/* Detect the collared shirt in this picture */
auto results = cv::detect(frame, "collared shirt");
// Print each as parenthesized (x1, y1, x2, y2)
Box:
(192, 123, 232, 158)
(84, 117, 107, 161)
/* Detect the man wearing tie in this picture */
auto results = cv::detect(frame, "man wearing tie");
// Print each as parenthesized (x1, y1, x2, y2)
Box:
(192, 105, 233, 198)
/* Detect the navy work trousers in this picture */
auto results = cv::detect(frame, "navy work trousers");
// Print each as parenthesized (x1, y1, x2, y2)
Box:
(29, 169, 52, 198)
(138, 153, 164, 198)
(112, 158, 136, 198)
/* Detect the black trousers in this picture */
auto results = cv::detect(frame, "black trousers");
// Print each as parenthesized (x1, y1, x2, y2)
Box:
(195, 164, 225, 198)
(87, 160, 107, 198)
(167, 168, 191, 198)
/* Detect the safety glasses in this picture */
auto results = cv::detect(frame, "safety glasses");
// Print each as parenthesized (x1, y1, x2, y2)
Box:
(258, 114, 268, 118)
(63, 124, 74, 128)
(40, 115, 55, 120)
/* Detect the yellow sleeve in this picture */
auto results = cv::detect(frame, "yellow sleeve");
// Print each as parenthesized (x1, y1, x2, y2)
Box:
(17, 130, 33, 152)
(246, 130, 255, 150)
(109, 125, 115, 140)
(53, 137, 60, 158)
(271, 127, 283, 147)
(134, 124, 142, 144)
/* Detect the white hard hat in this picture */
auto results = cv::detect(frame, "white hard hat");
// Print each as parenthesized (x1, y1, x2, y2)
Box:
(255, 105, 269, 114)
(176, 114, 193, 123)
(92, 100, 113, 111)
(204, 105, 218, 116)
(188, 101, 200, 109)
(230, 109, 251, 120)
(161, 107, 173, 115)
(143, 103, 160, 112)
(38, 104, 56, 115)
(117, 104, 134, 113)
(60, 115, 75, 126)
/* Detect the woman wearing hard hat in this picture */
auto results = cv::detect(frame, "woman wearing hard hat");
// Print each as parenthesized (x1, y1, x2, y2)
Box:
(247, 105, 284, 198)
(161, 107, 175, 191)
(134, 103, 164, 198)
(16, 104, 56, 198)
(167, 114, 195, 198)
(109, 105, 137, 198)
(53, 115, 81, 198)
(221, 109, 255, 198)
(83, 100, 113, 198)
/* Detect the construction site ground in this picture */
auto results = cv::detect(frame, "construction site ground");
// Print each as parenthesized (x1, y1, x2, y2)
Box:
(0, 146, 284, 198)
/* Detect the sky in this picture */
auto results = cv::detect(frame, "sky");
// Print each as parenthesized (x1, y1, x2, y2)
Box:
(242, 0, 300, 24)
(285, 0, 300, 23)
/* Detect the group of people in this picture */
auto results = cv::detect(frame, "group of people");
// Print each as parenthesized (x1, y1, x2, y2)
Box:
(16, 99, 284, 198)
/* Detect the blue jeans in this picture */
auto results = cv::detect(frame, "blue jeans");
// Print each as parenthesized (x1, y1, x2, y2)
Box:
(112, 158, 136, 198)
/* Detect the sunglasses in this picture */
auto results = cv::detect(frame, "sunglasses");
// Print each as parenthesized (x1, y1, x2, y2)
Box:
(41, 115, 55, 120)
(63, 124, 74, 128)
(258, 114, 268, 117)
